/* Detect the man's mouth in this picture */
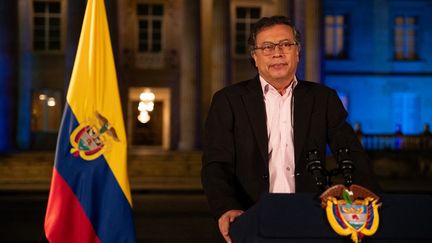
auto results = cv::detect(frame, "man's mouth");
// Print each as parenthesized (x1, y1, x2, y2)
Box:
(269, 63, 287, 69)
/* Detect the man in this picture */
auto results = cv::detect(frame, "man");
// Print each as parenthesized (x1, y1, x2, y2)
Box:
(201, 16, 378, 243)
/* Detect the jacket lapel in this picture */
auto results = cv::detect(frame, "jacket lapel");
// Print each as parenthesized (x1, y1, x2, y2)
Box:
(293, 81, 313, 164)
(242, 77, 268, 164)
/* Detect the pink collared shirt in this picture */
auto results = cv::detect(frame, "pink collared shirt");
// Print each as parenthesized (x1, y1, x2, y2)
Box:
(260, 76, 297, 193)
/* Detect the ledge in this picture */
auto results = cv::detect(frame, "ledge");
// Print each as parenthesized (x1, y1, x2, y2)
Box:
(0, 151, 203, 191)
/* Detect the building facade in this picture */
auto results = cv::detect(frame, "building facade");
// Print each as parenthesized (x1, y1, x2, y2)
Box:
(1, 0, 323, 152)
(324, 0, 432, 135)
(2, 0, 432, 153)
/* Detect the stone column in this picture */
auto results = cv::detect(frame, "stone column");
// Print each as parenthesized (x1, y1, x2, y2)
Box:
(17, 0, 33, 149)
(200, 0, 230, 128)
(304, 0, 323, 83)
(200, 0, 213, 122)
(293, 0, 306, 80)
(293, 0, 323, 83)
(274, 0, 290, 16)
(0, 0, 18, 151)
(178, 0, 199, 150)
(210, 0, 230, 92)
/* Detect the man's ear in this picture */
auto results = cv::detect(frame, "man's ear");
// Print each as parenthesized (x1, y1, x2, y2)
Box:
(296, 46, 301, 62)
(251, 52, 258, 67)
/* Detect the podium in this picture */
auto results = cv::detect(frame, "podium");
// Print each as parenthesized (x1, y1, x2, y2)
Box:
(230, 193, 432, 242)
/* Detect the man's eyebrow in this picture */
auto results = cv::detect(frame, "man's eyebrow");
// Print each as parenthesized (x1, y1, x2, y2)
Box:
(260, 39, 291, 44)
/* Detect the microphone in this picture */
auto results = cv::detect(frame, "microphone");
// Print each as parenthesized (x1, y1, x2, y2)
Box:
(305, 150, 326, 191)
(336, 147, 355, 187)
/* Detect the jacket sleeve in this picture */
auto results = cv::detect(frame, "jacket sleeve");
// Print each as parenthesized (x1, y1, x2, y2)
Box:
(201, 90, 244, 220)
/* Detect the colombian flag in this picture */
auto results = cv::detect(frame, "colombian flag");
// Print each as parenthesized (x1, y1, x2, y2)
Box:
(44, 0, 135, 242)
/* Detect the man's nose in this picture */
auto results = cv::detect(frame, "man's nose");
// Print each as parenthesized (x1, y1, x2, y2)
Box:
(273, 45, 284, 55)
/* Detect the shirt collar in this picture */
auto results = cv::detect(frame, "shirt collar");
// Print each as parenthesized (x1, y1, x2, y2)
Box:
(259, 76, 298, 96)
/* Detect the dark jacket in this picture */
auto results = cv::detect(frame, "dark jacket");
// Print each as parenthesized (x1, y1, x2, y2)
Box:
(202, 76, 378, 219)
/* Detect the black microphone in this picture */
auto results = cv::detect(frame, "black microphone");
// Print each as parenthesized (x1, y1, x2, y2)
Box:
(305, 150, 326, 191)
(336, 147, 355, 187)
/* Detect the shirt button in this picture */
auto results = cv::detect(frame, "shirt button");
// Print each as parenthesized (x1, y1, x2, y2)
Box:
(262, 175, 269, 180)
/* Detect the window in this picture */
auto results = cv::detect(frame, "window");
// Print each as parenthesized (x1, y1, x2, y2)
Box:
(392, 92, 421, 134)
(394, 16, 418, 60)
(325, 15, 348, 59)
(235, 7, 261, 55)
(137, 3, 164, 53)
(33, 0, 61, 51)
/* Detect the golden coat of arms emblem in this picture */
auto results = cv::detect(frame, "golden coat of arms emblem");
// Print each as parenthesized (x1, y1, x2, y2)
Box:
(320, 184, 381, 243)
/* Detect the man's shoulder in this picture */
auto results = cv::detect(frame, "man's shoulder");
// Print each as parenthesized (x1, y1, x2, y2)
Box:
(298, 80, 327, 88)
(297, 80, 336, 93)
(216, 77, 259, 95)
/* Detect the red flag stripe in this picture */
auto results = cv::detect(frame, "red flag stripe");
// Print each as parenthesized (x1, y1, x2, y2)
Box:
(45, 168, 100, 243)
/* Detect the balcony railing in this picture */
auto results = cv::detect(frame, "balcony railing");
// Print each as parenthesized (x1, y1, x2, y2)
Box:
(359, 133, 432, 151)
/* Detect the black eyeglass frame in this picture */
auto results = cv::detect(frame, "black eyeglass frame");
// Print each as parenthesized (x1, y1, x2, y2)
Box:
(253, 40, 298, 55)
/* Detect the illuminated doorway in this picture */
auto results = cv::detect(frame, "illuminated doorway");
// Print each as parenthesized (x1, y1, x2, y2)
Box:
(128, 87, 170, 150)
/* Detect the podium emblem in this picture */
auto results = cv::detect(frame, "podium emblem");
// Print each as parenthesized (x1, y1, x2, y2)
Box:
(321, 185, 381, 243)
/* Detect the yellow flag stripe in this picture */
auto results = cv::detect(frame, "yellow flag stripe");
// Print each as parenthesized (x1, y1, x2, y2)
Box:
(66, 0, 132, 205)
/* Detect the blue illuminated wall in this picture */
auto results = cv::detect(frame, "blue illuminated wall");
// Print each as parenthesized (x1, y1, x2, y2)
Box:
(324, 0, 432, 134)
(0, 54, 13, 151)
(0, 1, 17, 152)
(325, 76, 431, 134)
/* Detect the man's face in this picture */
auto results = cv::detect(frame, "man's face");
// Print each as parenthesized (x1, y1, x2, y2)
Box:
(252, 24, 300, 84)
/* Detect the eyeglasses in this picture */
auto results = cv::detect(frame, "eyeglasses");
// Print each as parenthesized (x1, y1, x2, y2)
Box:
(254, 40, 298, 56)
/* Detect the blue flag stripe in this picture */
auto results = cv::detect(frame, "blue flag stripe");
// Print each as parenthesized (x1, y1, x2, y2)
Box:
(55, 104, 136, 242)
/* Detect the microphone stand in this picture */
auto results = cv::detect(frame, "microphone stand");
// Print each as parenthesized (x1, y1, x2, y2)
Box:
(336, 147, 355, 187)
(305, 150, 328, 192)
(306, 148, 356, 191)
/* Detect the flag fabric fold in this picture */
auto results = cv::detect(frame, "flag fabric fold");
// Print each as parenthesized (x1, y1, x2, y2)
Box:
(44, 0, 135, 242)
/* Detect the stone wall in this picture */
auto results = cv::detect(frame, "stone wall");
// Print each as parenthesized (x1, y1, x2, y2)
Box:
(0, 151, 202, 191)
